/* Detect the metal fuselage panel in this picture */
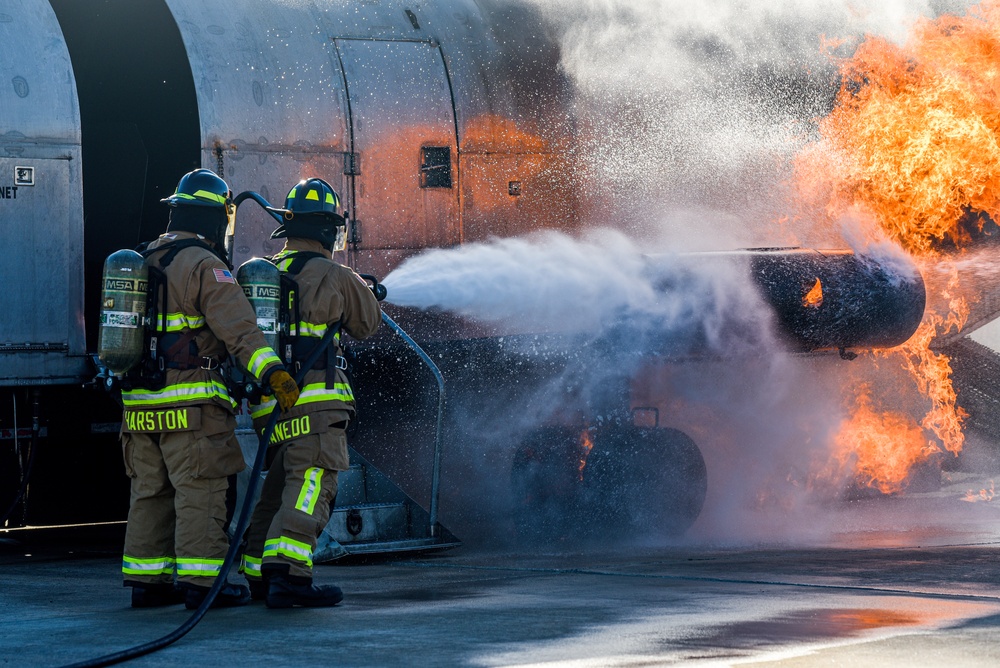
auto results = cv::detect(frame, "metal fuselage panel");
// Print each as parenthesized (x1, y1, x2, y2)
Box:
(0, 1, 86, 385)
(164, 0, 578, 277)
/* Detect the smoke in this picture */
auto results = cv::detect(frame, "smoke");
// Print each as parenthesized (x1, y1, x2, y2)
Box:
(531, 0, 975, 91)
(519, 0, 979, 243)
(378, 1, 990, 549)
(838, 209, 922, 286)
(382, 228, 881, 546)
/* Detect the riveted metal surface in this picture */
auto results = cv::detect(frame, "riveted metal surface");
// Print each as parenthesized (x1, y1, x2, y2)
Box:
(163, 0, 579, 271)
(335, 38, 460, 251)
(0, 1, 86, 385)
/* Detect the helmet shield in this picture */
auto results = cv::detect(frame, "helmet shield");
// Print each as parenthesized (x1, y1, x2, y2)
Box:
(271, 177, 346, 250)
(161, 168, 232, 209)
(332, 225, 347, 252)
(284, 178, 341, 216)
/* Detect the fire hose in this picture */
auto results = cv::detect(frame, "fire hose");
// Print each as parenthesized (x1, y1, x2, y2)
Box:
(64, 191, 389, 666)
(61, 322, 342, 668)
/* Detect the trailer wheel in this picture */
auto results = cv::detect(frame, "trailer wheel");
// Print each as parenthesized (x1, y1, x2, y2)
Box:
(581, 427, 707, 537)
(509, 426, 589, 541)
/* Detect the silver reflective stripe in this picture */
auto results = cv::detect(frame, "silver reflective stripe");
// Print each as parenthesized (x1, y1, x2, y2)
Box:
(248, 347, 281, 379)
(122, 555, 175, 575)
(295, 467, 323, 514)
(176, 558, 224, 576)
(263, 537, 313, 567)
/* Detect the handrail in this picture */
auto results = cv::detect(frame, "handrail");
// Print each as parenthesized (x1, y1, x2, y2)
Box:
(377, 312, 446, 537)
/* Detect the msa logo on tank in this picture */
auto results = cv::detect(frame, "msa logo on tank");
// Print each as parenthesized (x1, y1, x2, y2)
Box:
(246, 285, 280, 299)
(98, 249, 150, 375)
(237, 258, 280, 344)
(100, 273, 148, 329)
(104, 278, 149, 292)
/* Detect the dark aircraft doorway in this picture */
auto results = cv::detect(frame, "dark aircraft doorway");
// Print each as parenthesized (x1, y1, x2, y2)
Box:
(334, 39, 460, 253)
(49, 0, 200, 350)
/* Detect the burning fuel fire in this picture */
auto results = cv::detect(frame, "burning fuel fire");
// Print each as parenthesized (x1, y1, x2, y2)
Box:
(793, 2, 1000, 494)
(802, 278, 823, 309)
(578, 428, 595, 481)
(962, 479, 995, 502)
(831, 384, 939, 495)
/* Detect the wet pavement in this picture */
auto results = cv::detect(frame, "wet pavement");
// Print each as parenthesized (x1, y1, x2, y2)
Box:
(4, 427, 1000, 667)
(3, 505, 1000, 668)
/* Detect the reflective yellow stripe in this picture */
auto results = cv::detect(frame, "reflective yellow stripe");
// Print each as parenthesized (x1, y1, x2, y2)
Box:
(176, 557, 224, 577)
(175, 190, 227, 205)
(305, 189, 320, 201)
(295, 467, 323, 515)
(248, 347, 281, 379)
(242, 555, 263, 578)
(122, 555, 175, 576)
(160, 314, 205, 332)
(250, 382, 354, 418)
(294, 322, 326, 337)
(290, 322, 340, 339)
(122, 379, 235, 408)
(297, 382, 354, 403)
(250, 399, 275, 419)
(263, 536, 313, 567)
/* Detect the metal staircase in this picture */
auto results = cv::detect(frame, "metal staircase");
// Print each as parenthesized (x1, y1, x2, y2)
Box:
(943, 337, 1000, 440)
(314, 448, 460, 561)
(234, 311, 461, 562)
(234, 431, 460, 561)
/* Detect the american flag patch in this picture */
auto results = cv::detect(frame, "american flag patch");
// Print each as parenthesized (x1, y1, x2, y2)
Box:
(213, 268, 236, 284)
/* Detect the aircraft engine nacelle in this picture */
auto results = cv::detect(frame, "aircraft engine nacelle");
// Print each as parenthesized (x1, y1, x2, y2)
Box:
(644, 248, 926, 356)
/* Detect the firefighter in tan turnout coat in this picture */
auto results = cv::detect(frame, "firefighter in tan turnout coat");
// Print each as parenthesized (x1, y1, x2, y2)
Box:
(243, 177, 381, 608)
(119, 169, 300, 609)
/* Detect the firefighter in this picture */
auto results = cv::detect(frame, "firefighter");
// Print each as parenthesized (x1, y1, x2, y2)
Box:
(120, 168, 300, 609)
(242, 178, 381, 608)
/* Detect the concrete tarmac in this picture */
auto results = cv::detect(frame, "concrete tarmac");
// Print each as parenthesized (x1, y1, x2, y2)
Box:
(3, 502, 1000, 668)
(5, 429, 1000, 668)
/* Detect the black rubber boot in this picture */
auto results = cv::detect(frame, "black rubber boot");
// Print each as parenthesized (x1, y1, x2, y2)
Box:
(266, 574, 343, 609)
(248, 577, 269, 601)
(183, 582, 252, 610)
(129, 583, 185, 608)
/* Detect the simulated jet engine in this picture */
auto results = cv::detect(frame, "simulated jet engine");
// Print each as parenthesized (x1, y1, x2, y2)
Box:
(663, 247, 927, 354)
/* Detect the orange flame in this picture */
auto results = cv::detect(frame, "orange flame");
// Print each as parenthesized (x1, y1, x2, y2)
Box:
(831, 384, 940, 494)
(792, 5, 1000, 493)
(802, 278, 824, 308)
(962, 480, 995, 502)
(798, 2, 1000, 256)
(577, 429, 595, 481)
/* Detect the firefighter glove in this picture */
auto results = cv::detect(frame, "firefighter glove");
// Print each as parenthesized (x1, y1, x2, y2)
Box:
(267, 369, 300, 412)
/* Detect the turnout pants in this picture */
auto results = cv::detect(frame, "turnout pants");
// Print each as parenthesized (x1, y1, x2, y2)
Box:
(243, 410, 350, 581)
(121, 404, 245, 588)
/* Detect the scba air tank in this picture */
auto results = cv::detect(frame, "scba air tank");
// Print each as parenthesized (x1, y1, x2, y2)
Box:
(98, 249, 149, 375)
(237, 257, 281, 351)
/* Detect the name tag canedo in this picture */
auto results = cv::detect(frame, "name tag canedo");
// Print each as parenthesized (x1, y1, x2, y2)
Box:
(122, 407, 202, 433)
(270, 415, 322, 444)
